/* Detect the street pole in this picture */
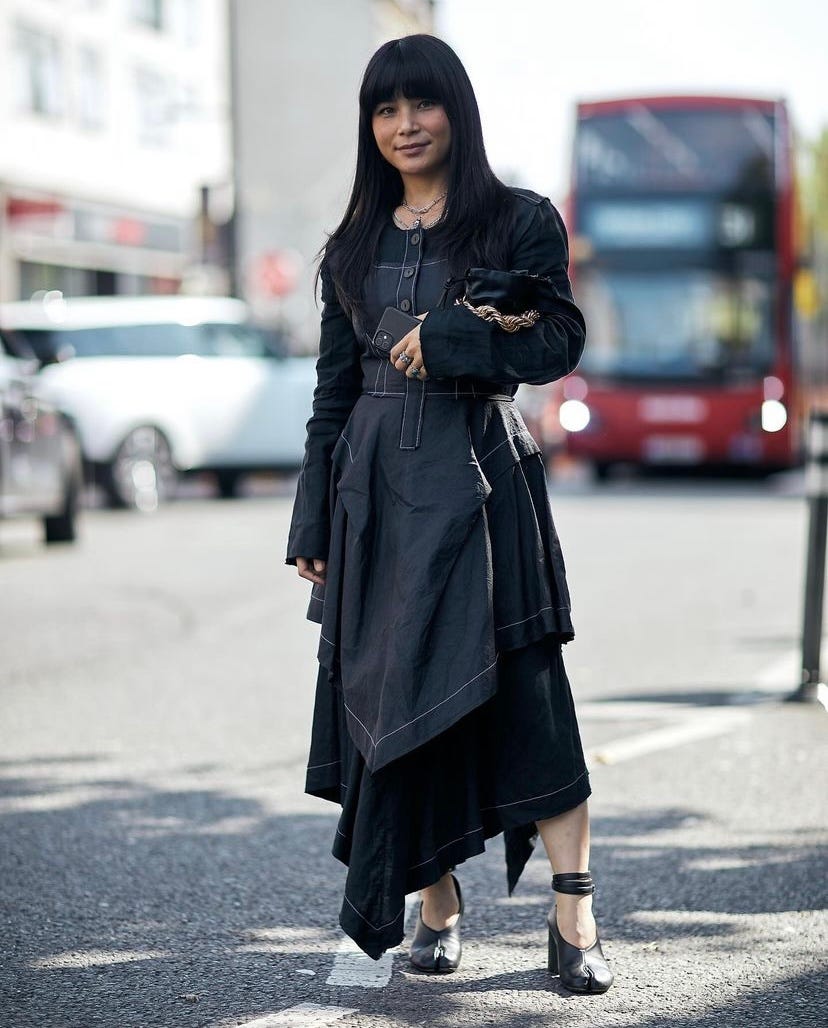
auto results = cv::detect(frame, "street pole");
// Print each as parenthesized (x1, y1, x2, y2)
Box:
(791, 410, 828, 704)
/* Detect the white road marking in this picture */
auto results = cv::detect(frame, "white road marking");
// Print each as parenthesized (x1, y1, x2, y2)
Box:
(325, 895, 418, 988)
(578, 700, 706, 721)
(235, 1004, 356, 1027)
(578, 652, 828, 768)
(585, 708, 750, 766)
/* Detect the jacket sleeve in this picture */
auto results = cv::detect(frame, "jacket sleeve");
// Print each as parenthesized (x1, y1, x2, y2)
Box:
(418, 198, 586, 386)
(285, 261, 363, 565)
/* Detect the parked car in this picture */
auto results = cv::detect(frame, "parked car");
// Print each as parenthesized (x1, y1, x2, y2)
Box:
(0, 294, 316, 510)
(0, 326, 83, 543)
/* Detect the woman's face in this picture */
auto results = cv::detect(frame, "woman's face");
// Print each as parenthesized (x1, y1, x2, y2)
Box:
(371, 95, 452, 178)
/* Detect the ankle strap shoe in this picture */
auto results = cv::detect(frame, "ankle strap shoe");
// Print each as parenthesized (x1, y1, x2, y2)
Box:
(547, 871, 614, 994)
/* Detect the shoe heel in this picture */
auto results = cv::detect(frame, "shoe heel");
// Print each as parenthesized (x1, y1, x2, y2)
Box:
(549, 873, 614, 994)
(547, 923, 559, 975)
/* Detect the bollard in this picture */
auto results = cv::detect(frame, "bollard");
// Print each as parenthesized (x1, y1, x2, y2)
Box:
(791, 410, 828, 704)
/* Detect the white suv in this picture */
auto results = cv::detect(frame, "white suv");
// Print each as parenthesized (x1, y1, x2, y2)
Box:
(0, 294, 316, 510)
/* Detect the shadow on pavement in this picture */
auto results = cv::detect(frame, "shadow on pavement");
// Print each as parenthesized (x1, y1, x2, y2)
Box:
(0, 760, 825, 1028)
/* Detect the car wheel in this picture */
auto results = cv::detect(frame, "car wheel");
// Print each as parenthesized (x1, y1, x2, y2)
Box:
(215, 470, 243, 499)
(103, 426, 177, 511)
(44, 438, 83, 544)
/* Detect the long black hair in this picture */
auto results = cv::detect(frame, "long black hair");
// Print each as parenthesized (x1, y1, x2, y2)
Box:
(319, 34, 515, 321)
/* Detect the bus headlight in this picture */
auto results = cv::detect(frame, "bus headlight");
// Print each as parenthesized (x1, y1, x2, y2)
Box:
(559, 399, 591, 433)
(761, 400, 787, 433)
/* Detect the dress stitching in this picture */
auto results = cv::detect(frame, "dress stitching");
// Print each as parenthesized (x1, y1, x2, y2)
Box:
(395, 234, 410, 309)
(414, 379, 426, 446)
(370, 656, 498, 747)
(343, 657, 499, 751)
(374, 257, 446, 269)
(495, 604, 568, 631)
(343, 703, 376, 748)
(480, 769, 589, 811)
(306, 759, 340, 770)
(343, 893, 405, 931)
(399, 377, 410, 448)
(478, 429, 534, 463)
(407, 827, 485, 870)
(363, 390, 507, 399)
(411, 251, 422, 312)
(340, 434, 355, 463)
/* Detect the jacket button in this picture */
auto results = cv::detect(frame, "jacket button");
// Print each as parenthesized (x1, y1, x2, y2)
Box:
(403, 267, 414, 278)
(400, 298, 412, 311)
(410, 232, 420, 245)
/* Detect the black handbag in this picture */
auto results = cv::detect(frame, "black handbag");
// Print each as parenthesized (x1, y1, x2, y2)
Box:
(437, 267, 564, 332)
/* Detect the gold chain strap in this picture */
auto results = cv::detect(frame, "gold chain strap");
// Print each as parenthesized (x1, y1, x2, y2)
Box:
(456, 296, 541, 333)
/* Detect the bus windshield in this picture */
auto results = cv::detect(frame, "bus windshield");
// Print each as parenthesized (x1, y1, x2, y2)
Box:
(575, 268, 775, 381)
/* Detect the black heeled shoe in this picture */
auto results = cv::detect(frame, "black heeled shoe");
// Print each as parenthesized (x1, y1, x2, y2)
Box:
(409, 873, 463, 973)
(547, 871, 614, 994)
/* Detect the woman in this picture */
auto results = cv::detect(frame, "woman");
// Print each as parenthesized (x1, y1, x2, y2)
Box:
(285, 33, 613, 993)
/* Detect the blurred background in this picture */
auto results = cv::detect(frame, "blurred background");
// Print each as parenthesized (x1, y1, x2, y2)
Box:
(1, 6, 827, 1026)
(1, 0, 827, 514)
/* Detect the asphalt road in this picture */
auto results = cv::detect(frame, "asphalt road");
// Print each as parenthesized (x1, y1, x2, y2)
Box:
(1, 473, 826, 1028)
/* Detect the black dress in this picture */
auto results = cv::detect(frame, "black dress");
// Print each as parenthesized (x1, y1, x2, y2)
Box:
(285, 187, 591, 959)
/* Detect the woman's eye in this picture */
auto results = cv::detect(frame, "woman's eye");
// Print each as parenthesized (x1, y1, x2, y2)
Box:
(418, 99, 436, 109)
(377, 105, 395, 116)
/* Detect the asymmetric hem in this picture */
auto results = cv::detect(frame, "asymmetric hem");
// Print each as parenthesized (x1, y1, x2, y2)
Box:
(306, 635, 591, 959)
(304, 453, 590, 959)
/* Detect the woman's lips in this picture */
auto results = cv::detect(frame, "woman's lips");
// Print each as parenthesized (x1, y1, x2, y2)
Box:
(397, 143, 428, 154)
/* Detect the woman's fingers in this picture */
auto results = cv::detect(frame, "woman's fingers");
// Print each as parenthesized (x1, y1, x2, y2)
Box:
(389, 324, 428, 379)
(390, 323, 421, 359)
(296, 556, 327, 585)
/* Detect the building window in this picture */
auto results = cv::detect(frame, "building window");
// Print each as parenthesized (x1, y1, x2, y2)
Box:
(131, 0, 164, 30)
(78, 46, 105, 130)
(134, 66, 172, 146)
(14, 24, 64, 117)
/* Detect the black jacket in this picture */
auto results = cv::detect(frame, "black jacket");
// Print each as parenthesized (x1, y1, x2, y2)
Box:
(283, 188, 585, 772)
(285, 187, 585, 567)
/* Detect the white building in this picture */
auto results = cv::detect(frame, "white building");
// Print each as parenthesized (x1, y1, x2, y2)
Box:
(0, 0, 231, 300)
(230, 0, 435, 348)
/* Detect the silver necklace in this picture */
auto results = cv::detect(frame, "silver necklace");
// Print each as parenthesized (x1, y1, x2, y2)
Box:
(400, 190, 447, 215)
(392, 208, 445, 231)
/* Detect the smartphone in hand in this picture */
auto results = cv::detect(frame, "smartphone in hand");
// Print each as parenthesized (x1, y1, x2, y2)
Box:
(372, 306, 421, 354)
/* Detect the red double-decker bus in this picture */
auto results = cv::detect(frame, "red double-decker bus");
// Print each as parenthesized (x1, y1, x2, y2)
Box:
(559, 95, 804, 475)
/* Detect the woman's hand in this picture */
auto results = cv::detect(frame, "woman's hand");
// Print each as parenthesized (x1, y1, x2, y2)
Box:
(296, 556, 326, 586)
(389, 312, 429, 379)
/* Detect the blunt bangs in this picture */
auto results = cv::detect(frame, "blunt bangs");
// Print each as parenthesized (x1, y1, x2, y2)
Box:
(321, 33, 513, 321)
(360, 38, 450, 116)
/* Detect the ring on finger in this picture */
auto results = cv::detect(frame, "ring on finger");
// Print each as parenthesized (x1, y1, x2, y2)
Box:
(398, 352, 413, 366)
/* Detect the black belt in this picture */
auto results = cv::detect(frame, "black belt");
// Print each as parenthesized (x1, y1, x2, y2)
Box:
(360, 372, 514, 450)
